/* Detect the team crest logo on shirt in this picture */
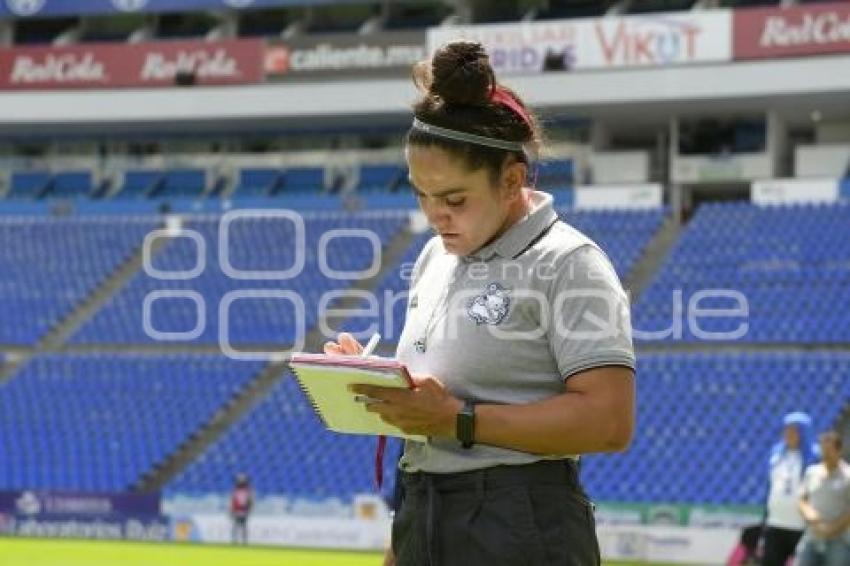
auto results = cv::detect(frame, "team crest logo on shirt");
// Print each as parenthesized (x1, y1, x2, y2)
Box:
(467, 283, 511, 326)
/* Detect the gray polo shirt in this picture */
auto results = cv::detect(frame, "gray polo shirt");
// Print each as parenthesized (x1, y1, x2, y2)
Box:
(396, 191, 635, 474)
(801, 460, 850, 542)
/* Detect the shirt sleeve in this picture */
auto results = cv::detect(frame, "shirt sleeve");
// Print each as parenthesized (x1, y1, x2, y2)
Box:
(545, 245, 636, 379)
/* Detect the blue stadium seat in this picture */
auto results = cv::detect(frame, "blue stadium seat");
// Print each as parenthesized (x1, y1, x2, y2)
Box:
(152, 169, 207, 199)
(282, 167, 324, 194)
(233, 168, 282, 197)
(48, 171, 93, 199)
(535, 159, 574, 190)
(358, 164, 403, 193)
(115, 170, 164, 199)
(8, 171, 52, 199)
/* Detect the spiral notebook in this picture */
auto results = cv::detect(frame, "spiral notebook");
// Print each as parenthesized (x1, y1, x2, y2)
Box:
(288, 353, 426, 441)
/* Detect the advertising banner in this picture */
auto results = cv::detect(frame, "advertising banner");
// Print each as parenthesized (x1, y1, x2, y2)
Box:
(0, 515, 170, 541)
(734, 2, 850, 60)
(0, 0, 341, 19)
(597, 524, 740, 564)
(171, 514, 391, 549)
(167, 512, 744, 561)
(0, 38, 264, 90)
(0, 490, 161, 518)
(594, 502, 761, 528)
(0, 490, 167, 541)
(428, 20, 580, 75)
(265, 31, 426, 80)
(578, 10, 732, 70)
(427, 11, 732, 75)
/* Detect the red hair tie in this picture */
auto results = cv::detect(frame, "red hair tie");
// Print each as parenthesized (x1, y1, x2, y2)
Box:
(491, 87, 533, 130)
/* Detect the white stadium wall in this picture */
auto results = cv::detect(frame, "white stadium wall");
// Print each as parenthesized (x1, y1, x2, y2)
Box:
(672, 153, 773, 184)
(796, 144, 850, 177)
(590, 151, 651, 185)
(574, 183, 663, 210)
(751, 177, 841, 205)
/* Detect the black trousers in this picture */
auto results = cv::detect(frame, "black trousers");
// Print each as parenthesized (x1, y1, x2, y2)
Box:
(761, 526, 803, 566)
(391, 459, 600, 566)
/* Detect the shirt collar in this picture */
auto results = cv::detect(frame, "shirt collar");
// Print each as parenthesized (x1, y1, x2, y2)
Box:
(465, 190, 558, 262)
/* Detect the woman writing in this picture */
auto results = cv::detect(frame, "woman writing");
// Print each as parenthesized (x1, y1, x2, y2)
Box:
(326, 40, 636, 566)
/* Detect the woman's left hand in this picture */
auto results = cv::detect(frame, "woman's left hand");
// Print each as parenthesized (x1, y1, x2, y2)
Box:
(350, 375, 463, 438)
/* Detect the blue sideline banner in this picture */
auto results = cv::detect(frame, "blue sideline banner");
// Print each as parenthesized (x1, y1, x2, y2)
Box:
(0, 0, 357, 19)
(0, 490, 161, 519)
(0, 515, 170, 541)
(0, 490, 168, 541)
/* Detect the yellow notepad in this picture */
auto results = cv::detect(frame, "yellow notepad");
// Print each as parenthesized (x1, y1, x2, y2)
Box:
(289, 353, 426, 441)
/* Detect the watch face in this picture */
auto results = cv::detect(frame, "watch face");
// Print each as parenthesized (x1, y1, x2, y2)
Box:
(457, 402, 475, 448)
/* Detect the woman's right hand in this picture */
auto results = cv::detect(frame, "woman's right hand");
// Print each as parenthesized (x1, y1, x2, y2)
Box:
(382, 547, 395, 566)
(323, 332, 363, 356)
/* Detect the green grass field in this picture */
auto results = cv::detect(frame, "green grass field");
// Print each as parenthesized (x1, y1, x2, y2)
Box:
(0, 538, 674, 566)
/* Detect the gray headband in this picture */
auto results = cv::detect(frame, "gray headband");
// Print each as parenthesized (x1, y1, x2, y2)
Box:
(411, 118, 530, 156)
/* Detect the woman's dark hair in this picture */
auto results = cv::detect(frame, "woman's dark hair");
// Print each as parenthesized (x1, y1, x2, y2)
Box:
(407, 40, 543, 183)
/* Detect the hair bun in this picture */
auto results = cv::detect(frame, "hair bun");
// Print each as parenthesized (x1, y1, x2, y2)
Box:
(430, 40, 495, 107)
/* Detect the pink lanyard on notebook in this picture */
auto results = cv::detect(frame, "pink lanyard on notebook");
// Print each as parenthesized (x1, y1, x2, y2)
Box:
(360, 333, 387, 490)
(375, 435, 386, 489)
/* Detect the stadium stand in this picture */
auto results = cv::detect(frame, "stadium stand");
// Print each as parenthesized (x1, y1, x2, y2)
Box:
(384, 2, 451, 30)
(358, 164, 405, 193)
(49, 171, 94, 200)
(71, 212, 408, 344)
(0, 158, 576, 203)
(633, 202, 850, 343)
(582, 351, 850, 505)
(0, 216, 158, 345)
(7, 171, 52, 200)
(167, 372, 396, 500)
(335, 231, 432, 342)
(170, 350, 850, 506)
(233, 167, 283, 198)
(561, 207, 666, 279)
(150, 169, 208, 200)
(115, 170, 164, 200)
(281, 167, 327, 195)
(534, 159, 574, 190)
(0, 354, 265, 491)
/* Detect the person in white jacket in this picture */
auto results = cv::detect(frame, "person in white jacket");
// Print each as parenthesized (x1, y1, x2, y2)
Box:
(762, 412, 819, 565)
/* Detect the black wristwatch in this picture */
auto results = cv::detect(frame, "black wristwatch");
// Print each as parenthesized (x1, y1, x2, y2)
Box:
(456, 400, 476, 449)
